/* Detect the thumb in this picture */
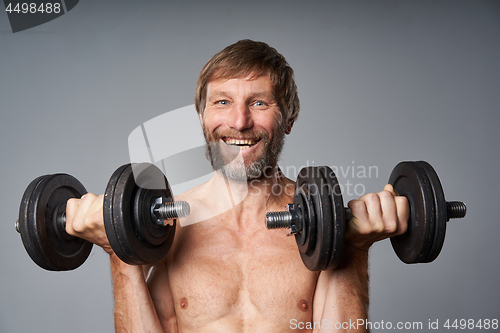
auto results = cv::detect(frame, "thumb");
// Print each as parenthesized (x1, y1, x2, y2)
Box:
(383, 183, 399, 196)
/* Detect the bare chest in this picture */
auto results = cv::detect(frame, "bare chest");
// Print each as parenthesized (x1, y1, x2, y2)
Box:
(166, 221, 318, 329)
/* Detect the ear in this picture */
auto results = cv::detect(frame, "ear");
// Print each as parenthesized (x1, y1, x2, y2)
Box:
(285, 119, 295, 135)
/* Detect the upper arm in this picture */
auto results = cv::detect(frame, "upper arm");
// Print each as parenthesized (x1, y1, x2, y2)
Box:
(312, 270, 330, 332)
(146, 261, 178, 332)
(311, 263, 369, 332)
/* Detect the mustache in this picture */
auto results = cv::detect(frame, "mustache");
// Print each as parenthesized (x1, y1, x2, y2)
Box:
(210, 129, 269, 142)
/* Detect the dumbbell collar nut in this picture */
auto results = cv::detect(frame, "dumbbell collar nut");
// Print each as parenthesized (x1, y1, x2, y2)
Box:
(151, 196, 174, 226)
(265, 204, 302, 236)
(286, 204, 300, 236)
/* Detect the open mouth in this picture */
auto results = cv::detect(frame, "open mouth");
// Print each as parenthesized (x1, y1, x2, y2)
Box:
(222, 138, 260, 150)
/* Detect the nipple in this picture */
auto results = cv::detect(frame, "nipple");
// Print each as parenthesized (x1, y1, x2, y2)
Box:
(180, 297, 188, 310)
(298, 299, 308, 312)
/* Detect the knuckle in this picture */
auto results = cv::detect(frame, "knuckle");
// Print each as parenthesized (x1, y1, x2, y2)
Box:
(357, 223, 372, 235)
(372, 221, 385, 234)
(349, 199, 365, 212)
(398, 218, 409, 234)
(385, 218, 398, 233)
(396, 195, 408, 206)
(71, 219, 85, 233)
(378, 190, 393, 202)
(65, 221, 74, 235)
(365, 193, 379, 203)
(87, 214, 101, 230)
(81, 192, 97, 202)
(66, 198, 79, 210)
(91, 211, 104, 226)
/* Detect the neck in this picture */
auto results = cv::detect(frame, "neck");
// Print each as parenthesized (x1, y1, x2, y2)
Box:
(210, 165, 295, 214)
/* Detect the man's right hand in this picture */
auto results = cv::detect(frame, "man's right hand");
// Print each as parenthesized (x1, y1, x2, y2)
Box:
(65, 194, 114, 255)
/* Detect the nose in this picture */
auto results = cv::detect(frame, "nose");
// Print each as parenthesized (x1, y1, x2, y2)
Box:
(228, 102, 254, 131)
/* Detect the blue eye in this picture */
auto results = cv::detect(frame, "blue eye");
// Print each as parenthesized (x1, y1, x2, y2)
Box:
(253, 101, 265, 106)
(218, 100, 229, 105)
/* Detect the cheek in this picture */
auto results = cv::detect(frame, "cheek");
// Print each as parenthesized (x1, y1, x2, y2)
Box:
(259, 111, 283, 134)
(202, 111, 223, 132)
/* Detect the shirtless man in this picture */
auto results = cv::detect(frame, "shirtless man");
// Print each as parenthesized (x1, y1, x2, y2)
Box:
(65, 40, 409, 332)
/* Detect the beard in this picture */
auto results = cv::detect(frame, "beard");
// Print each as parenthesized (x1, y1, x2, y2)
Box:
(202, 122, 286, 181)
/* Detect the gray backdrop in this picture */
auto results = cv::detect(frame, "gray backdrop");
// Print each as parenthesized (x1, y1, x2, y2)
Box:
(1, 1, 499, 332)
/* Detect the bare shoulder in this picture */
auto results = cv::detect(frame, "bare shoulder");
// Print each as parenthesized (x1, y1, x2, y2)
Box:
(174, 180, 213, 227)
(174, 180, 210, 205)
(271, 173, 296, 209)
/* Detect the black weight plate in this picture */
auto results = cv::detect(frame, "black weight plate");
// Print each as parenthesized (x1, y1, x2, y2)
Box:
(19, 174, 92, 271)
(103, 164, 129, 263)
(295, 166, 336, 271)
(319, 166, 346, 270)
(103, 163, 176, 265)
(19, 175, 56, 270)
(388, 161, 435, 264)
(417, 161, 447, 263)
(133, 185, 171, 246)
(294, 185, 317, 256)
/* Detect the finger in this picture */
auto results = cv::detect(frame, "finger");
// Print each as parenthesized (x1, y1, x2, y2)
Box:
(383, 183, 398, 196)
(358, 192, 384, 232)
(89, 194, 104, 213)
(76, 193, 98, 214)
(395, 196, 409, 235)
(347, 199, 370, 236)
(65, 198, 81, 235)
(378, 190, 398, 234)
(88, 194, 105, 229)
(71, 193, 98, 234)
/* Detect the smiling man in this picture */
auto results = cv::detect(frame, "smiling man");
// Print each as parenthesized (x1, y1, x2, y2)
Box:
(201, 74, 286, 180)
(65, 40, 409, 332)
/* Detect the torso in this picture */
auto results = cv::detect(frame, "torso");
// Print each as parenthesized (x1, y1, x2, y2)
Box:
(146, 177, 320, 333)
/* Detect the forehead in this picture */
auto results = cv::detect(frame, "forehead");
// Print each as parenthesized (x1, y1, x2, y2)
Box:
(206, 75, 274, 97)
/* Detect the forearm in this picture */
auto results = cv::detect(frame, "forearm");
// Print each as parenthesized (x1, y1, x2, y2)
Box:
(110, 254, 165, 333)
(315, 247, 369, 332)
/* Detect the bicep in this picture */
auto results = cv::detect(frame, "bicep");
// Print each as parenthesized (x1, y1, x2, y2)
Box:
(312, 270, 330, 330)
(146, 262, 178, 332)
(311, 267, 369, 333)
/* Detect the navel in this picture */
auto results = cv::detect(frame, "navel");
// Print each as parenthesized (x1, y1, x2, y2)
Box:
(180, 297, 188, 310)
(298, 299, 308, 312)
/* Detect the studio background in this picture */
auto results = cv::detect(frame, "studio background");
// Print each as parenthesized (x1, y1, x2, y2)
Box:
(1, 1, 499, 332)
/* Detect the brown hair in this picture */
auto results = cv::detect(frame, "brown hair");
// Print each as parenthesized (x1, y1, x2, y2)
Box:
(194, 39, 300, 123)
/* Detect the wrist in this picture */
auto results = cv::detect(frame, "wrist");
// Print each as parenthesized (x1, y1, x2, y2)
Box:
(109, 254, 152, 282)
(110, 253, 139, 273)
(335, 243, 369, 271)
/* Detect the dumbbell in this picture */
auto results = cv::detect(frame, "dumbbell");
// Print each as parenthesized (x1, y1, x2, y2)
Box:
(265, 161, 466, 271)
(16, 163, 189, 271)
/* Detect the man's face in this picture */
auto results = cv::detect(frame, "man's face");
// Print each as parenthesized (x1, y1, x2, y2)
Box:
(201, 75, 288, 180)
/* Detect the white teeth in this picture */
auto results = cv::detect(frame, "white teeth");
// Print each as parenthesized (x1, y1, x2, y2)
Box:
(224, 139, 258, 149)
(225, 139, 255, 145)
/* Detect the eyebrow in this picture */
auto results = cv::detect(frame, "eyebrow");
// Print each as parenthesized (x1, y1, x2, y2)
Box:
(207, 91, 230, 100)
(207, 91, 276, 101)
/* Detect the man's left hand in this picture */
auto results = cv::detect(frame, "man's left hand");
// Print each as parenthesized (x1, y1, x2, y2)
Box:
(345, 184, 409, 251)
